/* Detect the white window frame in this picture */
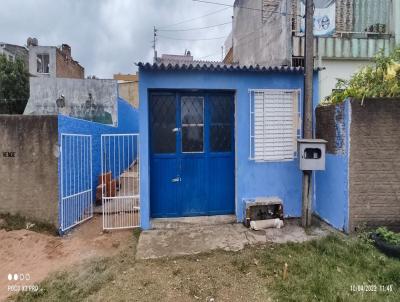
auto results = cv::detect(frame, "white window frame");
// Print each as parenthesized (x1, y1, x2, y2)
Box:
(36, 53, 50, 74)
(249, 89, 301, 162)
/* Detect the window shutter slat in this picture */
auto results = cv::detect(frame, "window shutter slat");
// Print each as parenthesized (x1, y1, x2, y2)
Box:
(250, 89, 299, 161)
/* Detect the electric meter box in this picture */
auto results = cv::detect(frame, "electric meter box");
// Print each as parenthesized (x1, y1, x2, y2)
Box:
(297, 139, 327, 171)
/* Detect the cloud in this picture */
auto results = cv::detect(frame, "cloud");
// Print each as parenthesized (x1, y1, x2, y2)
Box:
(0, 0, 233, 78)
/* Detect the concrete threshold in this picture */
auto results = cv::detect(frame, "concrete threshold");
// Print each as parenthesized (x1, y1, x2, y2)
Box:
(151, 215, 236, 229)
(136, 219, 334, 260)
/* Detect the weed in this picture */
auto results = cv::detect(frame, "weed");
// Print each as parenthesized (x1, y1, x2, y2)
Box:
(132, 227, 142, 240)
(375, 227, 400, 245)
(0, 213, 57, 235)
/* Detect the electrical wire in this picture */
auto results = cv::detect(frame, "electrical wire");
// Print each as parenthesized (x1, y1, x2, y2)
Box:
(157, 35, 228, 41)
(157, 21, 232, 32)
(192, 0, 303, 17)
(198, 50, 222, 59)
(158, 7, 229, 29)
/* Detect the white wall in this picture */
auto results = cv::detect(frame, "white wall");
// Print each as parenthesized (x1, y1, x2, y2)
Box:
(319, 59, 371, 100)
(232, 0, 291, 66)
(28, 46, 57, 77)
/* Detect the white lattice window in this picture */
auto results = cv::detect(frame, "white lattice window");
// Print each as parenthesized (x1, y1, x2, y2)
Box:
(249, 89, 301, 162)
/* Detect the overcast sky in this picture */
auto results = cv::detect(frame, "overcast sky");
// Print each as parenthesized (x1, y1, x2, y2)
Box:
(0, 0, 233, 78)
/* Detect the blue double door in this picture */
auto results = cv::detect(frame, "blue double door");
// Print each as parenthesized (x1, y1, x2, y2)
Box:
(150, 91, 235, 218)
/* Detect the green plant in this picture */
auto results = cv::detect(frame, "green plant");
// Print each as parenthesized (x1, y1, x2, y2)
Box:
(0, 55, 29, 114)
(323, 47, 400, 104)
(375, 227, 400, 245)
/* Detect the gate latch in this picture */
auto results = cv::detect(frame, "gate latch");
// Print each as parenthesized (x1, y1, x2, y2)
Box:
(171, 176, 181, 183)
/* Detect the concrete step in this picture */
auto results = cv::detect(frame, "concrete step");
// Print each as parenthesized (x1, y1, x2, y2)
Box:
(151, 215, 237, 229)
(120, 171, 138, 178)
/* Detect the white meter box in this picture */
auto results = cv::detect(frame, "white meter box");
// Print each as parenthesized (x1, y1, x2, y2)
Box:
(298, 139, 327, 171)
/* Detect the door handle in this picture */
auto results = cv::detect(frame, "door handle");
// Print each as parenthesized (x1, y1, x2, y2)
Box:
(172, 127, 180, 133)
(171, 176, 181, 183)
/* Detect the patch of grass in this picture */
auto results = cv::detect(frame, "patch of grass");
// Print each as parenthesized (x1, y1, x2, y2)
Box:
(11, 258, 114, 302)
(132, 227, 142, 240)
(261, 234, 400, 302)
(9, 233, 399, 302)
(231, 256, 251, 274)
(0, 213, 57, 235)
(10, 244, 136, 302)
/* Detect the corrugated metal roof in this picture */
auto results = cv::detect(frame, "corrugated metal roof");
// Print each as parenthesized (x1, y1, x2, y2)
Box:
(292, 36, 395, 59)
(137, 62, 320, 73)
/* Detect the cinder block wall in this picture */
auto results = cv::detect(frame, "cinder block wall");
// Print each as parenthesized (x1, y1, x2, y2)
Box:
(349, 99, 400, 231)
(0, 115, 59, 226)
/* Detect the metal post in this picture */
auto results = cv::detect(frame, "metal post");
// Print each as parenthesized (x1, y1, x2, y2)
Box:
(302, 0, 314, 228)
(153, 26, 157, 62)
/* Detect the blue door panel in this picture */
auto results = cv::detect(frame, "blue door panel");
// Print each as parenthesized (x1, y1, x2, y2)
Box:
(150, 158, 179, 217)
(150, 91, 235, 218)
(208, 156, 235, 215)
(180, 157, 207, 216)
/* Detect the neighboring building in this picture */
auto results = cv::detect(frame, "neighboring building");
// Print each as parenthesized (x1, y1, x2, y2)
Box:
(113, 73, 139, 108)
(225, 0, 400, 98)
(226, 0, 291, 66)
(155, 51, 197, 64)
(137, 61, 320, 229)
(24, 77, 118, 125)
(0, 42, 29, 67)
(27, 38, 84, 79)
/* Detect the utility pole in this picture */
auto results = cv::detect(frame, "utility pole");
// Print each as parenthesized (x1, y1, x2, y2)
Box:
(302, 0, 314, 228)
(153, 26, 157, 62)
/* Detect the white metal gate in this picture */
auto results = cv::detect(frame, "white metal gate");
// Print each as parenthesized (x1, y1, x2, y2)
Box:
(60, 134, 93, 232)
(101, 134, 140, 229)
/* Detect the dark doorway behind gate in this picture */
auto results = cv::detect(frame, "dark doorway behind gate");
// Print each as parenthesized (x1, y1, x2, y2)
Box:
(149, 90, 235, 218)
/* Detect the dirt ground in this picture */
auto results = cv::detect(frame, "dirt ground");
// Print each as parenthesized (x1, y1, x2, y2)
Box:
(87, 247, 271, 302)
(0, 216, 134, 301)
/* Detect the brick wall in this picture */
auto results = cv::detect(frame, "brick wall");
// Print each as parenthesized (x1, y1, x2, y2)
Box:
(349, 98, 400, 231)
(55, 49, 84, 79)
(0, 115, 59, 226)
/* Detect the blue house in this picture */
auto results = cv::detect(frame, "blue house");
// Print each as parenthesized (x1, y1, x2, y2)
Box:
(138, 62, 319, 230)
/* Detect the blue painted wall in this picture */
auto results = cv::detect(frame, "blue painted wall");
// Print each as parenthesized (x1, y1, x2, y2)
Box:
(314, 100, 350, 232)
(139, 69, 320, 229)
(57, 97, 138, 232)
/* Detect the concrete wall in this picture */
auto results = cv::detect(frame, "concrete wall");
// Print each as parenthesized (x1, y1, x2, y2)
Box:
(28, 46, 57, 77)
(114, 74, 139, 108)
(319, 59, 371, 99)
(24, 77, 118, 125)
(0, 115, 59, 226)
(232, 0, 291, 66)
(315, 101, 350, 232)
(349, 98, 400, 231)
(118, 82, 139, 108)
(138, 68, 319, 229)
(58, 97, 139, 220)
